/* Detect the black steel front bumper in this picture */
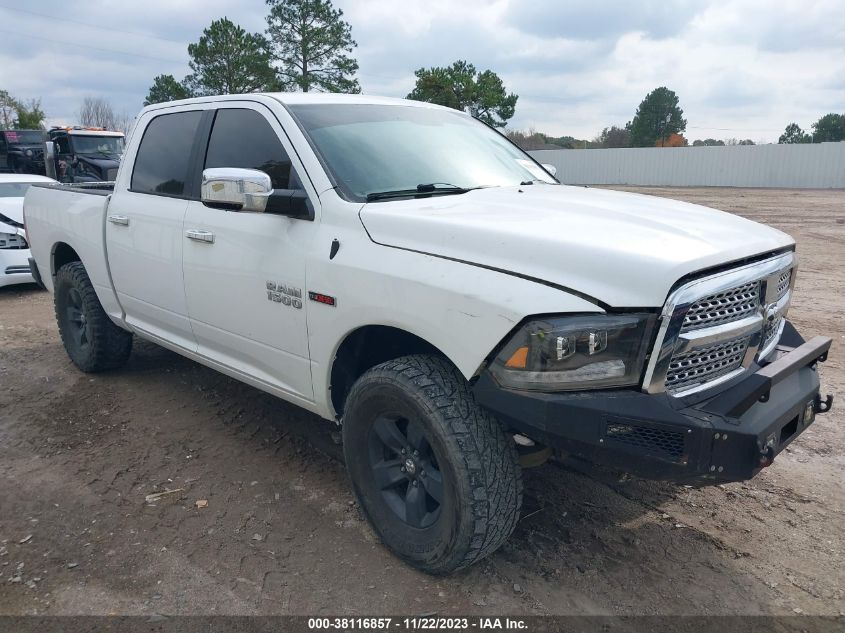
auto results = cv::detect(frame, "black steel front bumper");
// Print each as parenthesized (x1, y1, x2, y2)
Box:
(473, 322, 833, 483)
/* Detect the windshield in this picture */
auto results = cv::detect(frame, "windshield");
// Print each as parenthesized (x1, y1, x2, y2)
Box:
(71, 135, 124, 155)
(4, 131, 45, 145)
(288, 104, 556, 202)
(0, 183, 33, 198)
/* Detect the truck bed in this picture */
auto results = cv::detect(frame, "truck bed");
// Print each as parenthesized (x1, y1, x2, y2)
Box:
(24, 182, 123, 320)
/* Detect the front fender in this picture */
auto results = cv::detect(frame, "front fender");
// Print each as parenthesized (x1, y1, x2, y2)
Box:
(306, 238, 602, 419)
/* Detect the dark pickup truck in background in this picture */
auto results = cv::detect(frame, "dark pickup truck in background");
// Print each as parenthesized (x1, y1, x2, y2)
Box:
(46, 127, 125, 183)
(0, 129, 46, 175)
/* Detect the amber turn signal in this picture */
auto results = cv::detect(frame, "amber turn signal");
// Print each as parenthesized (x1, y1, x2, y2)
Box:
(505, 346, 529, 368)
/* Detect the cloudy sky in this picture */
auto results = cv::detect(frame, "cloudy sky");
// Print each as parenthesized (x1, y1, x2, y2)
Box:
(1, 0, 843, 142)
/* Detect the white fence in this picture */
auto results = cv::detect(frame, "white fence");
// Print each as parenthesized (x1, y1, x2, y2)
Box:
(530, 142, 845, 188)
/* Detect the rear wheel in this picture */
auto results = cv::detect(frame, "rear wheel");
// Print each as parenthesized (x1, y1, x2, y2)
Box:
(54, 262, 132, 372)
(343, 355, 522, 574)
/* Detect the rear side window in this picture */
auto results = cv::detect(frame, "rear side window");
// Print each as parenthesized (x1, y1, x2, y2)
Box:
(205, 109, 291, 189)
(132, 111, 203, 196)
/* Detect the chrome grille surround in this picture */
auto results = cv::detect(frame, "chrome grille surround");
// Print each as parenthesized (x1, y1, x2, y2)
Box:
(643, 252, 795, 397)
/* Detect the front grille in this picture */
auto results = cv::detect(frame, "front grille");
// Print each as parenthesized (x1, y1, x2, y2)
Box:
(682, 281, 760, 331)
(647, 254, 796, 397)
(665, 337, 749, 393)
(605, 422, 685, 460)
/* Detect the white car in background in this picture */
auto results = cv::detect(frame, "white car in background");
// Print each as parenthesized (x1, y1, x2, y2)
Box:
(0, 173, 56, 288)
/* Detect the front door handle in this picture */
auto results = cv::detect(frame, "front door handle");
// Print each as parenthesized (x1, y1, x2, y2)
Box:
(185, 229, 215, 244)
(108, 215, 129, 226)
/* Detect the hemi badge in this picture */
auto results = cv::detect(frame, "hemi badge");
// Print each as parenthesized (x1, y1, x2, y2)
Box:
(308, 291, 336, 307)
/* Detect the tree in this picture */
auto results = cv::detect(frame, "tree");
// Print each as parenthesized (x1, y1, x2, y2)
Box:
(657, 133, 687, 147)
(722, 137, 755, 146)
(0, 89, 19, 129)
(408, 60, 518, 128)
(811, 113, 845, 143)
(186, 18, 278, 96)
(595, 125, 630, 148)
(692, 138, 725, 146)
(778, 122, 811, 144)
(113, 111, 135, 135)
(79, 96, 118, 129)
(627, 86, 686, 147)
(266, 0, 360, 93)
(14, 99, 45, 129)
(144, 74, 192, 106)
(505, 128, 560, 151)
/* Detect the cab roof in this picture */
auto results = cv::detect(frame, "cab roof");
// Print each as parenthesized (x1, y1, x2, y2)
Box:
(142, 92, 454, 114)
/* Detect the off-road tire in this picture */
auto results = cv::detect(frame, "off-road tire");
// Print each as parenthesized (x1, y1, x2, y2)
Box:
(343, 354, 522, 574)
(54, 262, 132, 372)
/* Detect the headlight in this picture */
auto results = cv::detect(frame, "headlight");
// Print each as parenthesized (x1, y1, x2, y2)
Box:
(489, 314, 656, 391)
(25, 149, 33, 157)
(0, 231, 25, 249)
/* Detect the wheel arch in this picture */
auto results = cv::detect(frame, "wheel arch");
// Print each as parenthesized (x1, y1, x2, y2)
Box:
(329, 324, 454, 419)
(51, 241, 82, 278)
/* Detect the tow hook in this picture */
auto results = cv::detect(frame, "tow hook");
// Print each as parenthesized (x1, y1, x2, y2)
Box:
(758, 446, 774, 468)
(813, 393, 834, 415)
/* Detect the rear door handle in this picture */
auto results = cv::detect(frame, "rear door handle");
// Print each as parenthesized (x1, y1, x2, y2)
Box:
(108, 215, 129, 226)
(185, 229, 215, 244)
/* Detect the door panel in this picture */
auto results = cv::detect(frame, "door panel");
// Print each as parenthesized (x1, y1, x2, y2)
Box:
(182, 105, 316, 400)
(106, 109, 204, 351)
(107, 193, 193, 348)
(182, 207, 314, 397)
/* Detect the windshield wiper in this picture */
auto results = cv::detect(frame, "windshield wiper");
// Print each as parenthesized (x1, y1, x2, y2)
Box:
(365, 183, 476, 202)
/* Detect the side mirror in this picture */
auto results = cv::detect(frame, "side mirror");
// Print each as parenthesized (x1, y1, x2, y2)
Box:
(541, 163, 557, 177)
(201, 168, 272, 213)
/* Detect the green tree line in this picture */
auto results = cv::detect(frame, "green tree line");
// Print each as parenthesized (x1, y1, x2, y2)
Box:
(144, 0, 361, 105)
(0, 90, 46, 130)
(8, 0, 845, 149)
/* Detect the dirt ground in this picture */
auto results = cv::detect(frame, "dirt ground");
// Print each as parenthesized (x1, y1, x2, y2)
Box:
(0, 187, 843, 617)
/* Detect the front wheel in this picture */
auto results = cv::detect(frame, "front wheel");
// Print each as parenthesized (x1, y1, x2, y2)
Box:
(54, 262, 132, 372)
(342, 355, 522, 574)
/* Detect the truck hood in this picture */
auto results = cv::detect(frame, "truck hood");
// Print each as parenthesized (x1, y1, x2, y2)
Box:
(358, 185, 794, 307)
(8, 143, 43, 152)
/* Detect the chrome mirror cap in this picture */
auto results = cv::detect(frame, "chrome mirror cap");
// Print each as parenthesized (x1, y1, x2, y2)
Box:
(541, 163, 557, 177)
(201, 168, 272, 213)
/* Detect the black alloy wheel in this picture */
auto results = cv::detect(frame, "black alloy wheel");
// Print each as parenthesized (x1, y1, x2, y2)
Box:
(54, 262, 132, 372)
(64, 286, 92, 352)
(343, 355, 522, 574)
(368, 414, 444, 529)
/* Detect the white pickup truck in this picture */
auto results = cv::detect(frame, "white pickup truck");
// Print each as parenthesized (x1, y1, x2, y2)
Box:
(23, 93, 833, 574)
